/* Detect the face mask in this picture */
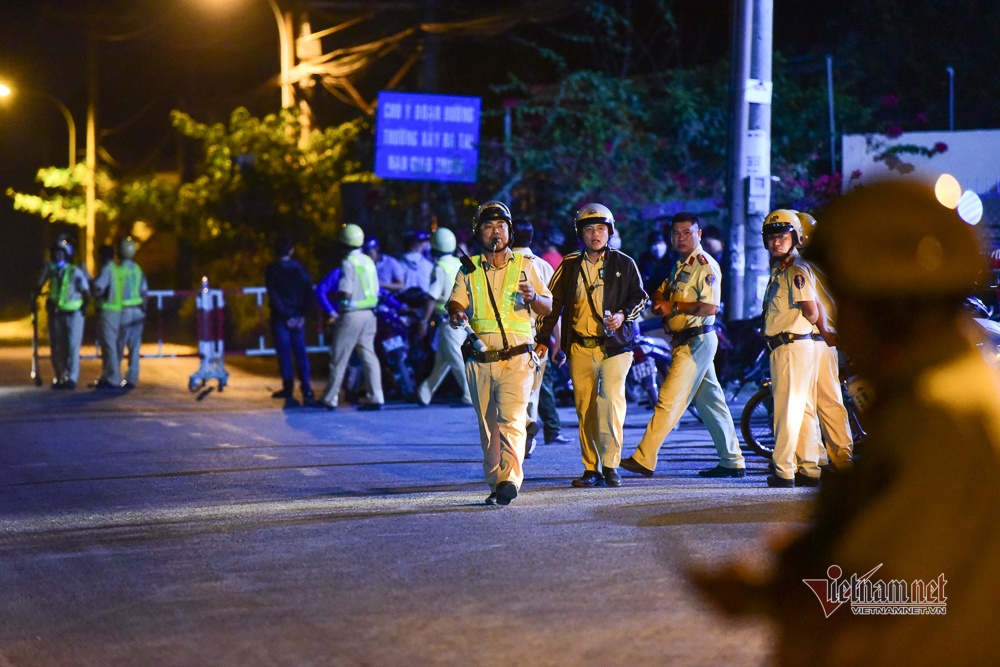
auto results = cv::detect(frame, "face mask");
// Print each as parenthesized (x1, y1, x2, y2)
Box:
(651, 242, 667, 259)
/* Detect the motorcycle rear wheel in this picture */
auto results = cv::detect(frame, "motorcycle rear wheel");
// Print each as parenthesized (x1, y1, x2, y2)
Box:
(740, 385, 775, 458)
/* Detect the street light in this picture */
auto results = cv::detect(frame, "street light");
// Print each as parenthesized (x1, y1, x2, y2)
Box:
(208, 0, 295, 109)
(0, 83, 77, 168)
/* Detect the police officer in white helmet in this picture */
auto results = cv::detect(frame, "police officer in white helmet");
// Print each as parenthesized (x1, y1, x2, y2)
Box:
(316, 224, 384, 411)
(447, 200, 552, 506)
(35, 236, 91, 389)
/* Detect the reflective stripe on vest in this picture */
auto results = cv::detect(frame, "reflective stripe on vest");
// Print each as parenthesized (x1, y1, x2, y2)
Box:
(55, 266, 83, 312)
(341, 253, 378, 310)
(468, 253, 532, 337)
(120, 263, 145, 307)
(101, 265, 124, 313)
(434, 255, 463, 314)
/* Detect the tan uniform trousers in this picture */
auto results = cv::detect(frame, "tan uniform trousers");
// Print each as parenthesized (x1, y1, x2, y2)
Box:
(119, 305, 144, 385)
(806, 339, 853, 468)
(49, 309, 84, 384)
(465, 353, 534, 491)
(632, 331, 744, 471)
(526, 355, 547, 426)
(418, 321, 471, 405)
(323, 309, 384, 407)
(770, 339, 820, 479)
(569, 343, 633, 472)
(98, 310, 122, 385)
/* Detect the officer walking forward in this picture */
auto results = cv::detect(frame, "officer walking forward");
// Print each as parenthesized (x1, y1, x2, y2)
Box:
(536, 203, 647, 488)
(417, 227, 472, 406)
(317, 224, 384, 411)
(447, 201, 552, 506)
(35, 237, 91, 389)
(620, 212, 745, 479)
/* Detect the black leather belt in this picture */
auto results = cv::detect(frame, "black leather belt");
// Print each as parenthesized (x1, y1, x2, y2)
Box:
(670, 324, 715, 347)
(468, 343, 533, 363)
(765, 332, 815, 352)
(574, 333, 606, 349)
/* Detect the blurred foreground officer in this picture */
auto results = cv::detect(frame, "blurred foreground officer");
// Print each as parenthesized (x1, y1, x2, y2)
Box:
(536, 203, 647, 488)
(690, 179, 1000, 666)
(448, 201, 552, 506)
(620, 212, 745, 479)
(265, 236, 319, 406)
(795, 211, 854, 469)
(116, 237, 148, 389)
(91, 244, 122, 388)
(317, 224, 384, 411)
(35, 237, 90, 389)
(417, 227, 471, 406)
(761, 210, 822, 488)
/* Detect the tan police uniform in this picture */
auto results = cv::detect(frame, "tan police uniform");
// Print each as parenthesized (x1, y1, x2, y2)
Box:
(567, 252, 635, 473)
(91, 260, 122, 386)
(513, 246, 554, 435)
(38, 261, 91, 386)
(628, 245, 745, 472)
(322, 249, 384, 408)
(449, 249, 551, 493)
(417, 253, 470, 405)
(763, 253, 821, 480)
(117, 258, 148, 386)
(798, 258, 853, 468)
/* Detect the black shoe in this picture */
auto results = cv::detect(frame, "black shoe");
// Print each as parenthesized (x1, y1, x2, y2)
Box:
(357, 402, 383, 412)
(525, 437, 537, 459)
(766, 474, 796, 488)
(496, 481, 518, 506)
(525, 421, 540, 441)
(120, 381, 136, 390)
(619, 456, 654, 478)
(794, 472, 821, 487)
(92, 378, 114, 389)
(545, 432, 572, 444)
(698, 465, 746, 479)
(602, 467, 622, 487)
(62, 380, 76, 390)
(485, 492, 498, 506)
(271, 387, 294, 399)
(571, 470, 604, 488)
(302, 397, 326, 409)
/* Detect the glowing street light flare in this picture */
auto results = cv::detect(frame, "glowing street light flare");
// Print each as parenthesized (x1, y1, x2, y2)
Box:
(958, 189, 984, 225)
(934, 173, 962, 209)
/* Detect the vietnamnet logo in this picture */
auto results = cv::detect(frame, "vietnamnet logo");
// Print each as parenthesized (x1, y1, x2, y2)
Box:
(803, 564, 948, 617)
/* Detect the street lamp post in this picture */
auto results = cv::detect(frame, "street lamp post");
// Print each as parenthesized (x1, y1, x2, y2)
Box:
(265, 0, 295, 109)
(0, 84, 77, 168)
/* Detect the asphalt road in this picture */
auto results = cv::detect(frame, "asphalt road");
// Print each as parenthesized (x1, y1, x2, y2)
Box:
(0, 347, 815, 666)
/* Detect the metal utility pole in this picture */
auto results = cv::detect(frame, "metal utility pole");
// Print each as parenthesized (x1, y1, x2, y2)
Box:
(946, 66, 955, 131)
(742, 0, 773, 319)
(84, 22, 98, 276)
(725, 0, 752, 318)
(827, 55, 836, 175)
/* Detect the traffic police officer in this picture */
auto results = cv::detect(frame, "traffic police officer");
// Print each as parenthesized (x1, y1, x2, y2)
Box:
(317, 224, 384, 411)
(417, 227, 471, 406)
(91, 244, 122, 388)
(448, 201, 552, 506)
(117, 237, 148, 389)
(794, 211, 854, 469)
(620, 212, 745, 479)
(761, 209, 822, 487)
(536, 203, 647, 488)
(36, 237, 90, 389)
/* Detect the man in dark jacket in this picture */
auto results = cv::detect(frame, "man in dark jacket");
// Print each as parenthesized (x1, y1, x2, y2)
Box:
(265, 236, 319, 406)
(536, 203, 648, 487)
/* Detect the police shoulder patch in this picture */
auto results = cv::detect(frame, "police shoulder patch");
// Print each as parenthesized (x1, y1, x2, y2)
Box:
(793, 274, 806, 289)
(705, 273, 716, 286)
(697, 254, 708, 265)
